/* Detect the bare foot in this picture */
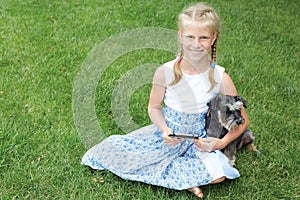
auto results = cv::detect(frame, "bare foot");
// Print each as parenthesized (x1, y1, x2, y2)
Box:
(188, 187, 203, 198)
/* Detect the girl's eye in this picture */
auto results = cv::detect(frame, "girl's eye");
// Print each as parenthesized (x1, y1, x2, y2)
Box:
(183, 35, 209, 41)
(185, 35, 194, 39)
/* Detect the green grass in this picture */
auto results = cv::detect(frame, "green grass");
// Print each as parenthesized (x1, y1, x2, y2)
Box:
(1, 0, 299, 199)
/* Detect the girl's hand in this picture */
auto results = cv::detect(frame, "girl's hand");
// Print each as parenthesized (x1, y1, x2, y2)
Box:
(162, 127, 185, 146)
(193, 137, 224, 152)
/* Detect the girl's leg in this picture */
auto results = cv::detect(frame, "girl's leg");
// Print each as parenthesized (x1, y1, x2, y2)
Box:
(187, 176, 225, 198)
(210, 176, 226, 184)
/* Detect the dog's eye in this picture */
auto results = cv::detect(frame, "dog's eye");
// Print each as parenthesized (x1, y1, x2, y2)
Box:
(226, 107, 233, 114)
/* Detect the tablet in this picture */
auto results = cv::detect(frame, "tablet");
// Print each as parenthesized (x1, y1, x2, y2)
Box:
(168, 133, 199, 139)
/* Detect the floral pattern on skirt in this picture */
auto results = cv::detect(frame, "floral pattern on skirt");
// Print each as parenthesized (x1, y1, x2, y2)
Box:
(81, 106, 240, 190)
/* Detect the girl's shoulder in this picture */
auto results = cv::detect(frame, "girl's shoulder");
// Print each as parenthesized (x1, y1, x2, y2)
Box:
(215, 64, 225, 73)
(153, 60, 176, 86)
(163, 59, 176, 69)
(214, 64, 225, 82)
(155, 59, 176, 73)
(154, 59, 176, 72)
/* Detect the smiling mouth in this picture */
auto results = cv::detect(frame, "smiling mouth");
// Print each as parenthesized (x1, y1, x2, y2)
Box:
(189, 51, 204, 56)
(190, 47, 206, 53)
(190, 49, 203, 53)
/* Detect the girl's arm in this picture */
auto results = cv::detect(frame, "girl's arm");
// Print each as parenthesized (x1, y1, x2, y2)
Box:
(217, 72, 250, 149)
(148, 67, 184, 146)
(148, 83, 167, 131)
(194, 72, 249, 151)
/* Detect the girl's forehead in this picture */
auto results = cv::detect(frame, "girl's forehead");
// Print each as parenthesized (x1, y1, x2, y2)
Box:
(181, 21, 213, 34)
(182, 19, 212, 29)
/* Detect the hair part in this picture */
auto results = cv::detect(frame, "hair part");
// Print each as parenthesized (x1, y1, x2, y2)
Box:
(178, 3, 220, 34)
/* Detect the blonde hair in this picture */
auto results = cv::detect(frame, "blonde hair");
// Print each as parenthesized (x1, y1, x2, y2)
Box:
(172, 2, 220, 92)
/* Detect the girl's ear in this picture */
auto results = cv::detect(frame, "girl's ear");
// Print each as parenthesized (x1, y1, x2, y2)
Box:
(178, 30, 183, 42)
(178, 30, 182, 37)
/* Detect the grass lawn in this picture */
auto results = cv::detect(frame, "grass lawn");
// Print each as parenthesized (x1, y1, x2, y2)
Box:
(1, 0, 299, 199)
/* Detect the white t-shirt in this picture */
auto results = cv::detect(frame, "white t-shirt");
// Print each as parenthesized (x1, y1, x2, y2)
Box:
(153, 60, 224, 114)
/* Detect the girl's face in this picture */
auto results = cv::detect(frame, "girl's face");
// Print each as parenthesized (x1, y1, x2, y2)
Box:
(179, 20, 216, 63)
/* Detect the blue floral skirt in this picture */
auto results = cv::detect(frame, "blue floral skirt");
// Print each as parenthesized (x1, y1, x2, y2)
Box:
(81, 106, 239, 190)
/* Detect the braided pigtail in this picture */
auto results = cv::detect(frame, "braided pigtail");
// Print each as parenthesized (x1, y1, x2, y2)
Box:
(208, 39, 217, 92)
(170, 45, 183, 85)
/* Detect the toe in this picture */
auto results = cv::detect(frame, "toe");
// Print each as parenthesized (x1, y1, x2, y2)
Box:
(188, 187, 203, 198)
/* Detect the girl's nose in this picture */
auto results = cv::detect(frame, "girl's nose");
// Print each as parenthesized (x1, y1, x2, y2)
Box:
(193, 38, 202, 47)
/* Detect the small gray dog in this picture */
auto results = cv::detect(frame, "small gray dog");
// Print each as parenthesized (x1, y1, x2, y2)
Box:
(205, 95, 257, 166)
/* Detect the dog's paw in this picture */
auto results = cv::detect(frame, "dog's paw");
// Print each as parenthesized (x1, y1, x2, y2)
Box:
(229, 156, 236, 166)
(248, 144, 260, 154)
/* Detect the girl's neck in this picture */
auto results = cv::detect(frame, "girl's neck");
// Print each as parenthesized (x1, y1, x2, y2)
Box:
(181, 57, 210, 75)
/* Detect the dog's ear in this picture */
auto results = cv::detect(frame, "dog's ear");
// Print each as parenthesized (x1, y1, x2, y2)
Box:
(207, 101, 211, 107)
(208, 96, 219, 110)
(234, 96, 247, 108)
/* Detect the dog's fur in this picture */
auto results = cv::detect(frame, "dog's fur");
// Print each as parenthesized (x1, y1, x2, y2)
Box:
(205, 95, 257, 166)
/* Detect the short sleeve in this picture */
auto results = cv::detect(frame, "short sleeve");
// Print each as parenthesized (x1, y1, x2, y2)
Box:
(213, 65, 225, 93)
(152, 64, 175, 87)
(152, 65, 166, 87)
(214, 65, 225, 83)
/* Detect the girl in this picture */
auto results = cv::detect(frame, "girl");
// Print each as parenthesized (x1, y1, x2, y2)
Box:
(82, 2, 249, 198)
